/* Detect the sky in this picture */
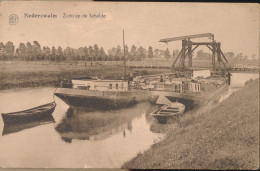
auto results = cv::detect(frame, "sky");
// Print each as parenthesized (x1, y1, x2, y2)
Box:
(0, 2, 259, 58)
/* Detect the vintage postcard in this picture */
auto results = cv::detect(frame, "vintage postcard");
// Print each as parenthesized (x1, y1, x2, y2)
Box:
(0, 1, 259, 169)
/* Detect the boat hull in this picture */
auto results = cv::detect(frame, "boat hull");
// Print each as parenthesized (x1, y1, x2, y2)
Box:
(151, 104, 185, 124)
(151, 82, 229, 108)
(54, 88, 156, 109)
(1, 102, 56, 124)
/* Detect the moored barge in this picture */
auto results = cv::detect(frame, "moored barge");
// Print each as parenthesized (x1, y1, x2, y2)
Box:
(54, 77, 155, 109)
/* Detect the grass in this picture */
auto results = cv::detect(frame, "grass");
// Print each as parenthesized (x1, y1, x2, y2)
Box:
(122, 79, 259, 169)
(0, 62, 168, 90)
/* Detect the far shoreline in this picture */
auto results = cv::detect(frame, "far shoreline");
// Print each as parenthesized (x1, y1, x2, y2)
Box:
(0, 62, 169, 91)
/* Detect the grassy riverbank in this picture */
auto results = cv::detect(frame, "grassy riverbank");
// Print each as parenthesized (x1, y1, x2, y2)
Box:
(122, 79, 259, 169)
(0, 62, 167, 90)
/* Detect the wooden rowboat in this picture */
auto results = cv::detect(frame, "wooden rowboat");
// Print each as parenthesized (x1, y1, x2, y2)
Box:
(150, 102, 185, 124)
(1, 102, 56, 124)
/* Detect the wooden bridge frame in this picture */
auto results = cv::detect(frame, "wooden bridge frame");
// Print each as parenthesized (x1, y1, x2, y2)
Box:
(159, 33, 229, 75)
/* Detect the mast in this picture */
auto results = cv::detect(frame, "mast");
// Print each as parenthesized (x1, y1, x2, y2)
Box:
(123, 29, 126, 79)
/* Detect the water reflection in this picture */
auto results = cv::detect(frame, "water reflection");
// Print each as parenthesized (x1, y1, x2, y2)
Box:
(145, 104, 161, 125)
(56, 103, 152, 143)
(150, 122, 178, 134)
(2, 115, 55, 136)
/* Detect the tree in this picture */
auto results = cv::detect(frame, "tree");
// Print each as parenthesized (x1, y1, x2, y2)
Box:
(196, 50, 211, 60)
(42, 46, 51, 62)
(16, 48, 20, 60)
(164, 48, 170, 60)
(226, 52, 234, 60)
(0, 42, 4, 49)
(19, 43, 26, 61)
(0, 42, 5, 60)
(72, 49, 77, 61)
(88, 46, 94, 62)
(108, 47, 116, 61)
(26, 42, 33, 61)
(252, 54, 258, 61)
(96, 48, 102, 61)
(42, 46, 47, 60)
(130, 45, 137, 61)
(99, 47, 107, 61)
(243, 55, 248, 61)
(33, 41, 42, 62)
(147, 46, 153, 59)
(57, 46, 63, 62)
(115, 45, 122, 61)
(124, 45, 130, 61)
(46, 46, 51, 62)
(51, 46, 56, 61)
(83, 46, 89, 61)
(93, 44, 99, 61)
(5, 41, 15, 60)
(0, 43, 4, 60)
(77, 47, 85, 61)
(64, 47, 73, 61)
(137, 46, 146, 61)
(154, 49, 160, 58)
(235, 53, 243, 61)
(172, 49, 180, 59)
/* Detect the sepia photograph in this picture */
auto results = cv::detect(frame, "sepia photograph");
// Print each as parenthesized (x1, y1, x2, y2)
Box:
(0, 1, 259, 169)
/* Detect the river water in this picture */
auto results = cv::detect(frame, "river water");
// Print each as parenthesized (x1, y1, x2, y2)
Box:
(0, 73, 258, 168)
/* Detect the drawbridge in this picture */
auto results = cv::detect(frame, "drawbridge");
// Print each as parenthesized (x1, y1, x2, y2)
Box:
(159, 33, 230, 77)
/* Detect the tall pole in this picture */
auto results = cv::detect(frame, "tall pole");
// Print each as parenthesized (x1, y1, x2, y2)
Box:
(123, 29, 126, 79)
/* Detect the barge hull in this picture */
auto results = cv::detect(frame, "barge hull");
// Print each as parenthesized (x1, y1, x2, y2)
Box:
(151, 83, 229, 107)
(54, 88, 156, 109)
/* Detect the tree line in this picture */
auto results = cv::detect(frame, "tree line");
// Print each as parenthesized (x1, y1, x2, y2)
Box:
(0, 41, 174, 62)
(0, 41, 256, 62)
(196, 50, 258, 61)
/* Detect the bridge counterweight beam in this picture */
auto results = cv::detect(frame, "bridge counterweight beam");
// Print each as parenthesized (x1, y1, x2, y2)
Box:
(187, 42, 214, 46)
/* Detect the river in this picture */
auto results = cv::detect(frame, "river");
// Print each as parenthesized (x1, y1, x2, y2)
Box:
(0, 73, 258, 168)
